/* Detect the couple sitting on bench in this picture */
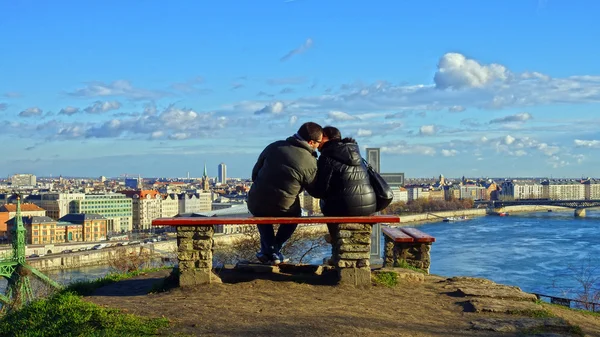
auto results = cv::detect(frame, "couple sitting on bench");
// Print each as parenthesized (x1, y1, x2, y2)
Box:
(247, 121, 379, 265)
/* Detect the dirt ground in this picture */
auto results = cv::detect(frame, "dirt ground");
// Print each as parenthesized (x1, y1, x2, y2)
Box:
(86, 268, 600, 337)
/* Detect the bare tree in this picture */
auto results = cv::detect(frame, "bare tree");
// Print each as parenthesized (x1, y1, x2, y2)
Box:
(107, 247, 152, 273)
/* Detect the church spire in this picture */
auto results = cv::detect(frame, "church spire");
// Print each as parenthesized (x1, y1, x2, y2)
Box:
(203, 163, 208, 178)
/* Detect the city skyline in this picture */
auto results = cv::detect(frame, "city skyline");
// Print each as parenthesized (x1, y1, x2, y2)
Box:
(2, 1, 600, 178)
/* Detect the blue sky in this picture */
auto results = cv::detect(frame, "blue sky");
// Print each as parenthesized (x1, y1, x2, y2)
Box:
(2, 0, 600, 179)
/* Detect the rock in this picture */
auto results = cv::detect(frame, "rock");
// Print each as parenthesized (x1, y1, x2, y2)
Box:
(470, 317, 572, 334)
(234, 263, 279, 273)
(469, 298, 544, 313)
(456, 285, 538, 302)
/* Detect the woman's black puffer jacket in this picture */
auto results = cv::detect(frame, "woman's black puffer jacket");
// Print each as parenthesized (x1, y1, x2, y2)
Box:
(312, 138, 377, 216)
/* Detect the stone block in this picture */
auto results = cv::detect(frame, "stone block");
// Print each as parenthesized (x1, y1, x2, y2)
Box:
(177, 239, 193, 252)
(338, 244, 371, 253)
(198, 250, 212, 260)
(338, 223, 372, 231)
(338, 267, 371, 288)
(195, 259, 212, 268)
(192, 239, 212, 251)
(337, 230, 372, 238)
(337, 235, 371, 245)
(177, 231, 195, 238)
(337, 252, 371, 260)
(179, 269, 213, 287)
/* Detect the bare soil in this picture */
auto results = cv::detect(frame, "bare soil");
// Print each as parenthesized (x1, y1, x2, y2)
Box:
(86, 268, 600, 337)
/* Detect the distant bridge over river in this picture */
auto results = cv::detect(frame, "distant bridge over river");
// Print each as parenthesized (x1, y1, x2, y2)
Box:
(474, 199, 600, 217)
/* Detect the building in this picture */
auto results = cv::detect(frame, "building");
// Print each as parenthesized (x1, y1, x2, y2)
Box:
(365, 148, 380, 173)
(0, 203, 46, 237)
(120, 190, 163, 231)
(391, 188, 408, 203)
(582, 179, 600, 200)
(302, 192, 321, 215)
(197, 204, 253, 235)
(381, 173, 405, 188)
(70, 194, 133, 233)
(407, 187, 429, 201)
(11, 174, 36, 187)
(542, 180, 585, 200)
(459, 184, 486, 200)
(178, 192, 212, 214)
(125, 177, 142, 189)
(59, 213, 108, 242)
(161, 193, 179, 218)
(26, 193, 85, 220)
(201, 164, 210, 191)
(501, 180, 544, 200)
(218, 163, 227, 184)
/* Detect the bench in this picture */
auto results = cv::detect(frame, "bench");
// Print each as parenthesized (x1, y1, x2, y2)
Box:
(382, 226, 436, 274)
(152, 215, 401, 288)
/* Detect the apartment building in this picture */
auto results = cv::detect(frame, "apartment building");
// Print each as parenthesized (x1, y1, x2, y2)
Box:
(302, 192, 321, 215)
(178, 192, 212, 214)
(392, 188, 408, 203)
(59, 214, 108, 242)
(501, 180, 544, 200)
(582, 179, 600, 200)
(11, 174, 36, 187)
(459, 185, 486, 200)
(542, 180, 585, 200)
(407, 187, 429, 201)
(0, 203, 46, 236)
(27, 193, 86, 220)
(161, 193, 179, 218)
(70, 194, 133, 233)
(120, 190, 162, 231)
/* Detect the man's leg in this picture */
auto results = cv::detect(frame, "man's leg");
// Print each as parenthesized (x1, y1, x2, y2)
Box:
(274, 224, 298, 253)
(256, 224, 275, 263)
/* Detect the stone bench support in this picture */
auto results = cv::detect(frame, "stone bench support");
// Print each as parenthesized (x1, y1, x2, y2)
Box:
(331, 223, 373, 288)
(177, 225, 216, 287)
(383, 237, 432, 274)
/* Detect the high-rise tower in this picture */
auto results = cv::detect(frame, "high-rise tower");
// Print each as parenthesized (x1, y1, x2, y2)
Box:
(218, 163, 227, 184)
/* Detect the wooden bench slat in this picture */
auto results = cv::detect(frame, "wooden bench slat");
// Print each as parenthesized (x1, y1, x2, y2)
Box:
(382, 227, 414, 243)
(152, 215, 401, 226)
(400, 227, 436, 243)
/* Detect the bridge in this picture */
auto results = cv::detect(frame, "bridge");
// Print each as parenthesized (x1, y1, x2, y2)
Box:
(474, 199, 600, 217)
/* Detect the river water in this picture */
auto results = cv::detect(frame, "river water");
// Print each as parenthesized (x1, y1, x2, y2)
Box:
(35, 211, 600, 300)
(417, 210, 600, 299)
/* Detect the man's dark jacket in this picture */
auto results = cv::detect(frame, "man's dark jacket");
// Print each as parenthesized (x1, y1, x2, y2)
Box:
(247, 136, 318, 217)
(312, 139, 377, 216)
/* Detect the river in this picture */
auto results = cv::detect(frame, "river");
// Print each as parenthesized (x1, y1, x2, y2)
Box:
(417, 210, 600, 299)
(33, 211, 600, 300)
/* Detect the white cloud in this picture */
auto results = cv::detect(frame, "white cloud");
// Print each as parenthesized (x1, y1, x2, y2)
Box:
(504, 135, 516, 145)
(84, 101, 122, 114)
(434, 53, 510, 89)
(490, 112, 533, 124)
(441, 149, 458, 156)
(289, 115, 298, 125)
(419, 125, 436, 136)
(574, 139, 600, 148)
(254, 101, 285, 115)
(328, 110, 356, 121)
(357, 129, 372, 137)
(67, 80, 169, 100)
(19, 107, 43, 117)
(382, 143, 436, 156)
(59, 106, 80, 116)
(280, 38, 313, 62)
(448, 105, 466, 112)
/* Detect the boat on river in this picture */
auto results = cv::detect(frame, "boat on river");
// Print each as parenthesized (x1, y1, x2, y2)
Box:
(443, 216, 468, 222)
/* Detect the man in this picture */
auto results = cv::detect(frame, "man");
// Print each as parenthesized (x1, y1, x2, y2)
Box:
(247, 121, 323, 265)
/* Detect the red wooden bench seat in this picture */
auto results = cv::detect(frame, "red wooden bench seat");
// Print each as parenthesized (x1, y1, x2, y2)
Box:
(382, 226, 436, 243)
(152, 215, 401, 226)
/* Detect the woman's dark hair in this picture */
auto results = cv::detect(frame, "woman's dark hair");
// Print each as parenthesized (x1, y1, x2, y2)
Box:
(323, 126, 341, 140)
(297, 122, 323, 142)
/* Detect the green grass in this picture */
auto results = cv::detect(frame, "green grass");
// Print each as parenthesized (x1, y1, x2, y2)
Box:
(66, 266, 170, 296)
(0, 292, 169, 337)
(393, 259, 426, 273)
(372, 271, 398, 287)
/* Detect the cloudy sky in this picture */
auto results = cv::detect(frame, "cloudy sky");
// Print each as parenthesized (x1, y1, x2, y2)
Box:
(2, 1, 600, 179)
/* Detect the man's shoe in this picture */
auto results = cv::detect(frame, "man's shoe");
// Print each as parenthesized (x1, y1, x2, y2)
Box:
(272, 252, 289, 265)
(271, 253, 282, 265)
(256, 252, 271, 265)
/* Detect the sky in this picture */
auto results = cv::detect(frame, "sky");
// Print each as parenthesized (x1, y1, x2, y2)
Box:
(2, 0, 600, 179)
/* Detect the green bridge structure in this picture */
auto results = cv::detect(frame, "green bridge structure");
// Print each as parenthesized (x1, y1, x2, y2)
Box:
(475, 199, 600, 217)
(0, 195, 61, 312)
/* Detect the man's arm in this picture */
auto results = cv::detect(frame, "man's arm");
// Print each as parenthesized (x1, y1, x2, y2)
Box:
(305, 157, 333, 198)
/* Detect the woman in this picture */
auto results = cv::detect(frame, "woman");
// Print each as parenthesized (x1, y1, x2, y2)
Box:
(312, 126, 377, 261)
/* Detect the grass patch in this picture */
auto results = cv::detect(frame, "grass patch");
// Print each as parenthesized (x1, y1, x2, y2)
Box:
(393, 259, 426, 274)
(0, 291, 169, 337)
(520, 324, 584, 337)
(66, 266, 170, 296)
(373, 271, 398, 287)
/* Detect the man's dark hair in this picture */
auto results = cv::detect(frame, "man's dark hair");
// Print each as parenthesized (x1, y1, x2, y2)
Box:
(297, 122, 323, 142)
(323, 126, 341, 140)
